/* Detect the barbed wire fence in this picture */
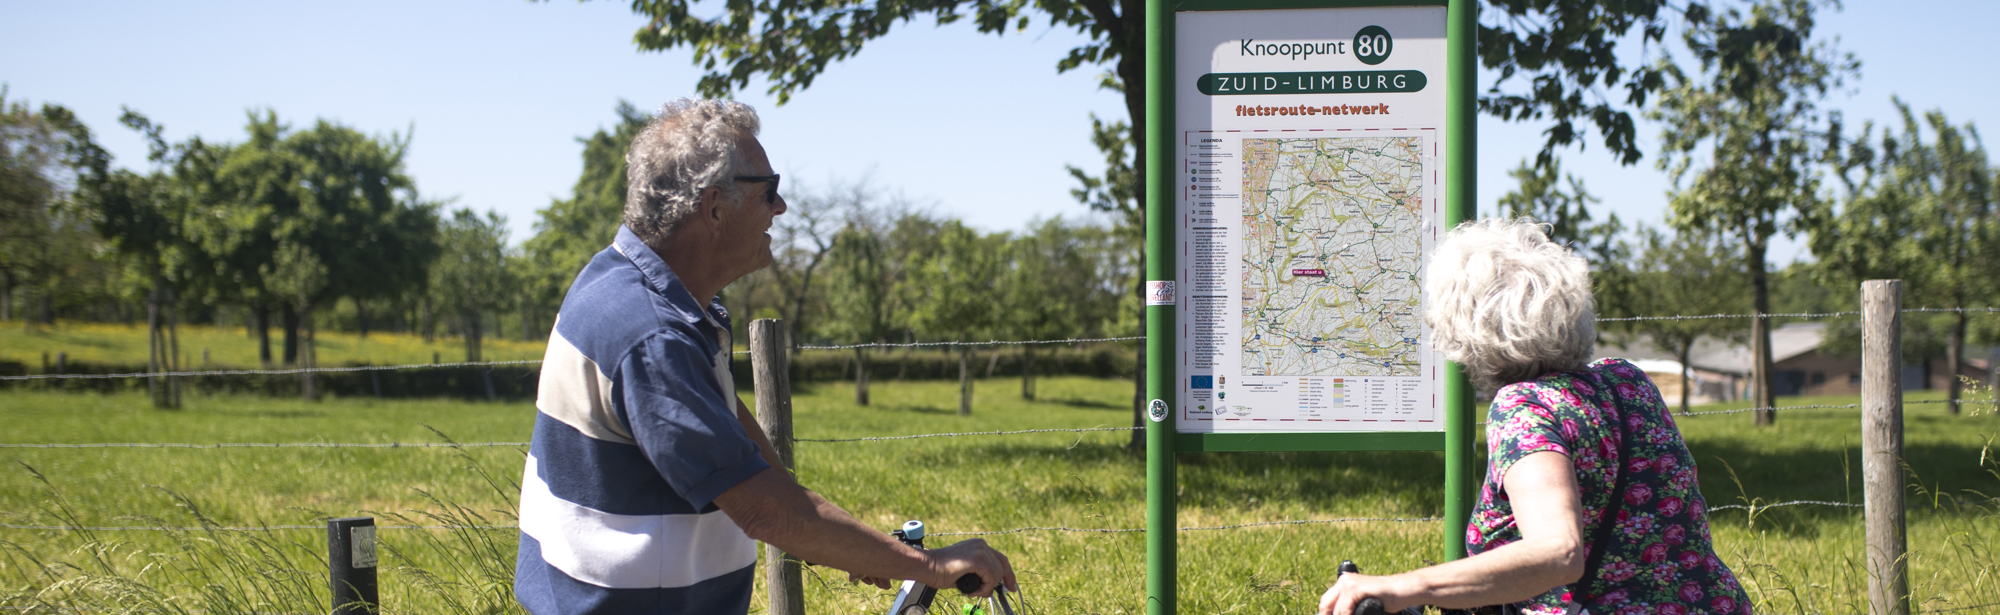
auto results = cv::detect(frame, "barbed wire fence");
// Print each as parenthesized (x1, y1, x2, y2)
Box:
(2, 306, 1998, 612)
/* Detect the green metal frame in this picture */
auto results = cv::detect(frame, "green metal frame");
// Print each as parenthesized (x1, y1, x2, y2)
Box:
(1143, 1, 1475, 613)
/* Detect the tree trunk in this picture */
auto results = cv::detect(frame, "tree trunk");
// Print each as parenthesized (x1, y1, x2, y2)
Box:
(1676, 339, 1694, 416)
(522, 301, 536, 341)
(356, 299, 371, 339)
(147, 278, 164, 408)
(1748, 245, 1775, 426)
(0, 270, 12, 321)
(421, 296, 436, 342)
(1121, 12, 1149, 453)
(464, 310, 484, 362)
(1130, 275, 1147, 452)
(853, 346, 870, 406)
(282, 303, 300, 367)
(986, 349, 1001, 378)
(253, 304, 273, 368)
(300, 300, 319, 401)
(1946, 311, 1966, 415)
(1020, 346, 1036, 400)
(167, 284, 182, 409)
(959, 344, 973, 416)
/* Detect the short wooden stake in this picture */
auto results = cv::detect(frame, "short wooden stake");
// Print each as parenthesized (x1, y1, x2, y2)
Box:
(1861, 280, 1908, 615)
(750, 319, 803, 615)
(328, 516, 379, 615)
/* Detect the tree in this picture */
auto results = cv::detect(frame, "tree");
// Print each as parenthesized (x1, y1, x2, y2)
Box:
(822, 211, 906, 406)
(1, 90, 110, 327)
(82, 109, 236, 408)
(195, 112, 440, 388)
(434, 208, 517, 363)
(1652, 0, 1853, 425)
(768, 179, 868, 351)
(1809, 100, 1996, 413)
(907, 221, 1006, 414)
(1616, 227, 1749, 414)
(1001, 217, 1118, 400)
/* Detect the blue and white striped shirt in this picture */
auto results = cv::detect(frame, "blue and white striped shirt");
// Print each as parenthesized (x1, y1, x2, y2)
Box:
(515, 226, 770, 614)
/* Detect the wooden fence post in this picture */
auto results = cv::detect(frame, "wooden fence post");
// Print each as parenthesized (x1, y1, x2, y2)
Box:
(750, 319, 804, 615)
(328, 516, 379, 615)
(1861, 280, 1909, 615)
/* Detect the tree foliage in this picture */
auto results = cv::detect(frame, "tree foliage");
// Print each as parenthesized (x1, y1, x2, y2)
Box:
(588, 0, 1711, 167)
(1, 92, 114, 325)
(1808, 100, 1996, 410)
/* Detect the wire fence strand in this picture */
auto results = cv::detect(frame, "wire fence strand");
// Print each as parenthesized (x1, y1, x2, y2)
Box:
(0, 360, 544, 381)
(7, 397, 1976, 449)
(798, 427, 1141, 443)
(9, 305, 2000, 377)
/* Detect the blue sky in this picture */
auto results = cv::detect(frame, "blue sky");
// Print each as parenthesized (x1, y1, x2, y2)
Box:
(4, 0, 1995, 265)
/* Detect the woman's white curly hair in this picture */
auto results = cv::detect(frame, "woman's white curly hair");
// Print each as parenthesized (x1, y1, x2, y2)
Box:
(623, 98, 761, 242)
(1425, 218, 1595, 389)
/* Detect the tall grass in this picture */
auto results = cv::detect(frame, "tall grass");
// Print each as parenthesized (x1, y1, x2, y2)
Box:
(0, 381, 1994, 613)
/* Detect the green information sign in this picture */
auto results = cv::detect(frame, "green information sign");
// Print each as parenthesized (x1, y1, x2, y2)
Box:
(1142, 1, 1476, 613)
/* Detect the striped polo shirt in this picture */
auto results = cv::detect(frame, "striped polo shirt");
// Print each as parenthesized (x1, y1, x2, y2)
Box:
(515, 226, 771, 614)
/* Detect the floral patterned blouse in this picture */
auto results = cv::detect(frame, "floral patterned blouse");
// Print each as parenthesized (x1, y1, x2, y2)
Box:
(1468, 358, 1751, 615)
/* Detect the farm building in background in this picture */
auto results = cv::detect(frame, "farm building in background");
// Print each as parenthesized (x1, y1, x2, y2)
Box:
(1596, 323, 1993, 405)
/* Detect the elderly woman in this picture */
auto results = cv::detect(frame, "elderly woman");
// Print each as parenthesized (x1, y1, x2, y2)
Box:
(1318, 219, 1750, 615)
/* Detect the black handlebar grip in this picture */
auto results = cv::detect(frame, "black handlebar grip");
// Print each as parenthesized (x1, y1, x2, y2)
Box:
(1338, 560, 1361, 575)
(955, 573, 982, 595)
(1355, 597, 1388, 615)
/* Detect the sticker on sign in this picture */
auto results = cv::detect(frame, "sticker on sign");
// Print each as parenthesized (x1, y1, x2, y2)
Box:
(351, 526, 377, 569)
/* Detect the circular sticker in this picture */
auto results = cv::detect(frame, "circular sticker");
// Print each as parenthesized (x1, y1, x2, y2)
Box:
(1353, 25, 1393, 65)
(1147, 399, 1169, 422)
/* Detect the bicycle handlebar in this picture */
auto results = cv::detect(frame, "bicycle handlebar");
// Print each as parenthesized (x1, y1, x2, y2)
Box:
(1339, 560, 1408, 615)
(955, 573, 982, 595)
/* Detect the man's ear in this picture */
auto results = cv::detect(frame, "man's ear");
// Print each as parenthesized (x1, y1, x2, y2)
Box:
(697, 185, 727, 234)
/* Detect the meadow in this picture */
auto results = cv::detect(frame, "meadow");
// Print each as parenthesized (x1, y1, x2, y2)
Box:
(0, 378, 1994, 614)
(0, 321, 544, 369)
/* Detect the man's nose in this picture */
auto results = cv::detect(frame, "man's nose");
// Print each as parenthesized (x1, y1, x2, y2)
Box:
(771, 194, 788, 216)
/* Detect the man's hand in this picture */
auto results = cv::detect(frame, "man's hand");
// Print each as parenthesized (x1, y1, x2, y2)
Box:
(921, 538, 1017, 597)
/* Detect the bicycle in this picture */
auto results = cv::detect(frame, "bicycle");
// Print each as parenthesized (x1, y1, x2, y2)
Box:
(883, 520, 1019, 615)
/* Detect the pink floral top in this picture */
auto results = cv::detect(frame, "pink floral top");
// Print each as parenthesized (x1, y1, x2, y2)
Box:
(1468, 358, 1751, 615)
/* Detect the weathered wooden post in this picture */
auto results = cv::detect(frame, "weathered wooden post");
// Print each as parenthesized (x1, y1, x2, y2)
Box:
(1861, 280, 1908, 615)
(328, 516, 379, 615)
(750, 319, 803, 615)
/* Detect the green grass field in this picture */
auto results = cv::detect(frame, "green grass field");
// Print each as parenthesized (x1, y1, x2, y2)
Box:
(0, 380, 1995, 614)
(0, 321, 546, 369)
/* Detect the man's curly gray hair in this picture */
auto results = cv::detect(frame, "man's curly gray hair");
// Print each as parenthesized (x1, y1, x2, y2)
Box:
(1425, 218, 1595, 390)
(624, 98, 762, 242)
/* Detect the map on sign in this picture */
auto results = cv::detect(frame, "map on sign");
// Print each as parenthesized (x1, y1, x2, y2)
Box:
(1240, 136, 1423, 378)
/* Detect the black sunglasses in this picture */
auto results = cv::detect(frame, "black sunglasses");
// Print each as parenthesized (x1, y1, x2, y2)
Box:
(733, 174, 781, 204)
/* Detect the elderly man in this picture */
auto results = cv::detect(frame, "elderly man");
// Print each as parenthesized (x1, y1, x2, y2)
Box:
(515, 98, 1016, 614)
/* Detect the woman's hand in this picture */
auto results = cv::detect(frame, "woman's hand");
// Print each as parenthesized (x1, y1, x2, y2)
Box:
(1316, 571, 1416, 615)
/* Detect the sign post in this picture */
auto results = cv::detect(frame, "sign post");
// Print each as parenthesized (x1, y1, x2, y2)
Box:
(1144, 1, 1473, 613)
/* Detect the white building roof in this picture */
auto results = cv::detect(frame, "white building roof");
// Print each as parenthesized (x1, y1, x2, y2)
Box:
(1593, 322, 1827, 377)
